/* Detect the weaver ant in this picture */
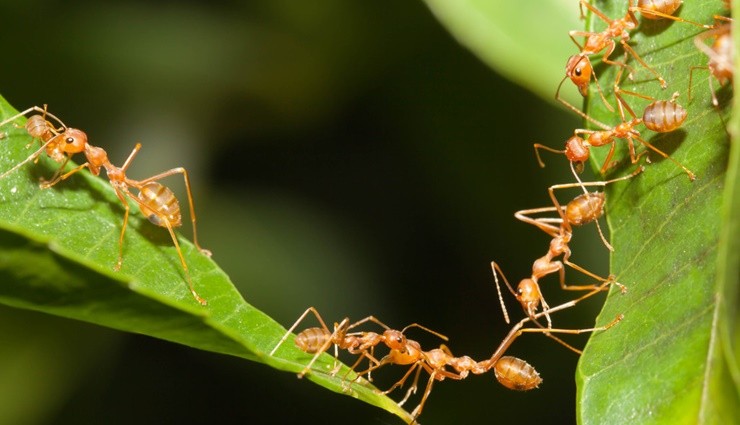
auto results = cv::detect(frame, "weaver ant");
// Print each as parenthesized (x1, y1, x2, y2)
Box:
(563, 0, 710, 110)
(0, 106, 211, 305)
(542, 73, 695, 181)
(689, 16, 733, 107)
(492, 167, 642, 326)
(269, 307, 447, 379)
(516, 165, 644, 252)
(0, 106, 88, 183)
(363, 288, 622, 422)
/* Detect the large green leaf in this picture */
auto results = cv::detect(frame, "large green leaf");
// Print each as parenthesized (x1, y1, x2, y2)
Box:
(421, 0, 580, 105)
(574, 1, 738, 424)
(0, 96, 413, 423)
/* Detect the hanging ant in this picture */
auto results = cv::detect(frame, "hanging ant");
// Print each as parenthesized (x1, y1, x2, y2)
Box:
(0, 106, 211, 305)
(363, 288, 623, 422)
(269, 306, 447, 379)
(516, 164, 645, 252)
(492, 168, 642, 327)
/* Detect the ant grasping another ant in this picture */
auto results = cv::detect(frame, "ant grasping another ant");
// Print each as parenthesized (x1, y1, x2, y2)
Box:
(490, 167, 642, 327)
(0, 105, 211, 305)
(359, 287, 623, 422)
(269, 306, 447, 381)
(516, 163, 645, 253)
(565, 0, 711, 111)
(541, 65, 695, 181)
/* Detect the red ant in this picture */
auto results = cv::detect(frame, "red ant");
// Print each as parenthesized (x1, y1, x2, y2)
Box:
(690, 16, 733, 107)
(362, 289, 623, 421)
(0, 106, 88, 183)
(269, 307, 447, 379)
(563, 0, 710, 110)
(493, 168, 642, 327)
(0, 106, 211, 305)
(516, 165, 644, 252)
(542, 74, 695, 181)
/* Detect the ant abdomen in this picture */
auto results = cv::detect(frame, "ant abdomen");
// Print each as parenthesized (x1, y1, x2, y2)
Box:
(25, 115, 54, 140)
(565, 192, 605, 226)
(636, 0, 681, 20)
(493, 356, 542, 391)
(138, 182, 182, 227)
(642, 100, 687, 133)
(294, 327, 332, 353)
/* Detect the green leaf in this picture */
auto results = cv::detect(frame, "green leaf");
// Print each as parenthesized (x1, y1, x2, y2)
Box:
(421, 0, 581, 105)
(0, 96, 413, 424)
(574, 1, 739, 424)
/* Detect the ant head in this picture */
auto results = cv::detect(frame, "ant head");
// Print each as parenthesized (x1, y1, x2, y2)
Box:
(61, 128, 88, 154)
(516, 279, 540, 312)
(383, 329, 407, 350)
(564, 135, 590, 163)
(566, 54, 592, 97)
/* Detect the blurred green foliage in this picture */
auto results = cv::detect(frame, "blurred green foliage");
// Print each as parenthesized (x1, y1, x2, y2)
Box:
(0, 1, 666, 424)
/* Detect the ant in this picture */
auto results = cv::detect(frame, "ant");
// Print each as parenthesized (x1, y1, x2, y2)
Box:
(269, 307, 447, 379)
(492, 168, 642, 327)
(516, 165, 644, 252)
(689, 16, 733, 107)
(363, 288, 623, 422)
(542, 70, 695, 181)
(0, 106, 211, 305)
(563, 0, 710, 110)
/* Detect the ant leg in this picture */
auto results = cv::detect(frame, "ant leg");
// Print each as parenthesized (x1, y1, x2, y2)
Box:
(270, 307, 330, 356)
(0, 106, 68, 130)
(39, 158, 92, 189)
(345, 315, 392, 332)
(111, 186, 131, 272)
(633, 134, 696, 181)
(514, 206, 563, 238)
(299, 318, 350, 378)
(0, 139, 57, 180)
(629, 6, 711, 28)
(124, 188, 207, 305)
(619, 42, 667, 88)
(578, 0, 615, 25)
(488, 286, 619, 364)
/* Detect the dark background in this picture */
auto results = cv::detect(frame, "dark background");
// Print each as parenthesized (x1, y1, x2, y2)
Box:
(0, 1, 613, 424)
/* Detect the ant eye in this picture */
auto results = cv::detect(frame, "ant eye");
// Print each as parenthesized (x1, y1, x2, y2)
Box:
(574, 67, 583, 77)
(66, 137, 75, 144)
